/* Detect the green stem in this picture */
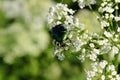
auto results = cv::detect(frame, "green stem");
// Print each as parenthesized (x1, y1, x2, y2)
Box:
(110, 19, 114, 31)
(115, 3, 119, 29)
(113, 54, 119, 71)
(88, 4, 92, 10)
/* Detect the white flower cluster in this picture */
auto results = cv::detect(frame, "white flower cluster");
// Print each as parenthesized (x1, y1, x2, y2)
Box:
(72, 0, 96, 8)
(47, 3, 84, 60)
(47, 3, 75, 30)
(86, 60, 120, 80)
(47, 1, 120, 79)
(1, 0, 53, 24)
(0, 0, 53, 64)
(77, 30, 120, 62)
(1, 0, 25, 18)
(98, 0, 120, 29)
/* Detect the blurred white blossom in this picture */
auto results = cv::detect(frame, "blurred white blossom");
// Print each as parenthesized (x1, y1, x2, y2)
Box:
(0, 0, 53, 64)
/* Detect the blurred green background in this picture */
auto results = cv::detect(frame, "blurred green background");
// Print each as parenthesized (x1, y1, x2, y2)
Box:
(0, 0, 101, 80)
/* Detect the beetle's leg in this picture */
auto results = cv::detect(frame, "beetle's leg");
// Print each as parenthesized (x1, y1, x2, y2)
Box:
(67, 38, 75, 48)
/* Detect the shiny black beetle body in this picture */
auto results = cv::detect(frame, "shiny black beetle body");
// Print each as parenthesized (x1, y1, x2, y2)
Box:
(50, 24, 68, 47)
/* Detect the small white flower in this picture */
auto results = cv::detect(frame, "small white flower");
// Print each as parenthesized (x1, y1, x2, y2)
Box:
(101, 20, 109, 28)
(117, 27, 120, 32)
(98, 39, 108, 45)
(82, 48, 86, 53)
(101, 2, 107, 7)
(115, 0, 120, 3)
(113, 38, 118, 42)
(74, 0, 96, 8)
(116, 75, 120, 80)
(104, 31, 112, 38)
(110, 14, 114, 19)
(58, 54, 65, 61)
(99, 1, 115, 14)
(53, 48, 63, 57)
(108, 75, 113, 78)
(112, 46, 119, 54)
(89, 43, 95, 48)
(100, 44, 112, 54)
(101, 75, 105, 80)
(105, 6, 114, 13)
(108, 2, 113, 7)
(88, 53, 97, 61)
(83, 34, 89, 38)
(91, 62, 98, 72)
(107, 65, 115, 71)
(115, 6, 119, 10)
(114, 16, 120, 21)
(72, 0, 77, 2)
(99, 60, 108, 69)
(112, 71, 117, 75)
(105, 13, 109, 19)
(74, 37, 83, 51)
(86, 71, 96, 78)
(93, 49, 100, 54)
(110, 46, 119, 59)
(99, 7, 104, 13)
(77, 53, 85, 62)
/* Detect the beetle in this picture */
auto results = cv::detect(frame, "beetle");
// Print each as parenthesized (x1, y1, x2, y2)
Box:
(50, 24, 74, 47)
(50, 24, 68, 47)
